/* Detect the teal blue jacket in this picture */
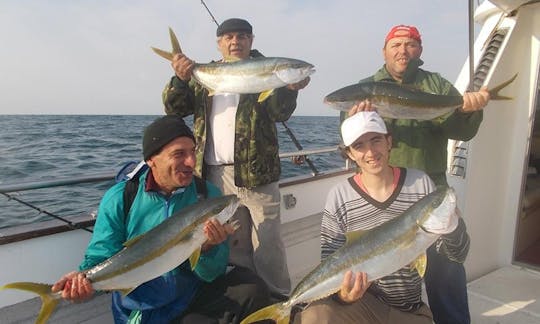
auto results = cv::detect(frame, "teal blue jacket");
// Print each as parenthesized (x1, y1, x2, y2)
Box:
(80, 170, 227, 323)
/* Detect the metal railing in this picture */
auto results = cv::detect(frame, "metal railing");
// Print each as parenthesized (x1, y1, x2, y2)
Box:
(0, 145, 346, 243)
(0, 146, 342, 194)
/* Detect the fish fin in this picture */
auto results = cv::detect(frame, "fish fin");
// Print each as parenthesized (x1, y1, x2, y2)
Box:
(488, 73, 518, 100)
(398, 83, 428, 92)
(151, 47, 174, 61)
(189, 247, 201, 270)
(223, 56, 241, 63)
(1, 282, 59, 324)
(411, 253, 428, 278)
(258, 90, 275, 102)
(123, 234, 145, 247)
(168, 27, 182, 55)
(344, 229, 367, 244)
(239, 302, 291, 324)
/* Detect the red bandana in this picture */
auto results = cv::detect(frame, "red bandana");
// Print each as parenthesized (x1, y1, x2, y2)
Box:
(385, 25, 422, 44)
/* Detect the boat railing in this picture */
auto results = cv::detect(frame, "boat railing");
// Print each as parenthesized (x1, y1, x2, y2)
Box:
(0, 145, 347, 245)
(0, 146, 342, 194)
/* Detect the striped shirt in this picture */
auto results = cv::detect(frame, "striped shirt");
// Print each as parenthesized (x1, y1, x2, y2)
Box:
(321, 168, 469, 312)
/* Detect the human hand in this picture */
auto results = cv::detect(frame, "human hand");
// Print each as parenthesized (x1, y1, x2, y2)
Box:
(201, 218, 237, 251)
(52, 271, 94, 302)
(287, 77, 311, 91)
(460, 86, 490, 112)
(172, 53, 195, 82)
(337, 270, 370, 303)
(348, 100, 374, 116)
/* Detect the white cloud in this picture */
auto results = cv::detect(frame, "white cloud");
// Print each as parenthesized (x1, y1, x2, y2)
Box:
(0, 0, 474, 116)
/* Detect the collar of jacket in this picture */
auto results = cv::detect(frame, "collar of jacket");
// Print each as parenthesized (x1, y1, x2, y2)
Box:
(213, 49, 265, 63)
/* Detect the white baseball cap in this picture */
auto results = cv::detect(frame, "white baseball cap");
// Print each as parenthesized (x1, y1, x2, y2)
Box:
(341, 111, 388, 146)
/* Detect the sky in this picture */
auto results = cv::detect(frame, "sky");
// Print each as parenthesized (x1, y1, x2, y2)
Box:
(0, 1, 478, 116)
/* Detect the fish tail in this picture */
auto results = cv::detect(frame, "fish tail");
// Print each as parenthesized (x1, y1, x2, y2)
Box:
(151, 27, 182, 62)
(488, 73, 518, 100)
(151, 47, 174, 61)
(240, 302, 291, 324)
(168, 27, 182, 55)
(1, 282, 59, 324)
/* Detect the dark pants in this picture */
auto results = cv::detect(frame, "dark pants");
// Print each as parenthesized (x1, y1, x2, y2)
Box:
(425, 245, 470, 324)
(172, 266, 270, 324)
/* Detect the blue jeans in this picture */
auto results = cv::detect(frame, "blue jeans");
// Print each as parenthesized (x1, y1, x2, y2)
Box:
(425, 245, 470, 324)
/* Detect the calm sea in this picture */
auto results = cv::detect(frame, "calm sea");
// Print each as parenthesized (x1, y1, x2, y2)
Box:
(0, 115, 342, 229)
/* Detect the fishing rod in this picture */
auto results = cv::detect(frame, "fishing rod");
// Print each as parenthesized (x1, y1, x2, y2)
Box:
(1, 192, 93, 233)
(467, 0, 475, 92)
(198, 0, 319, 175)
(200, 0, 219, 26)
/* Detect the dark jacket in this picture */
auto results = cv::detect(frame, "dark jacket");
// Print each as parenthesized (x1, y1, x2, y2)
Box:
(162, 50, 299, 188)
(370, 60, 483, 185)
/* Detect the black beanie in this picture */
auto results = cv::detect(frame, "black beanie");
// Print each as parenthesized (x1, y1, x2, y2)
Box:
(142, 115, 195, 161)
(216, 18, 253, 36)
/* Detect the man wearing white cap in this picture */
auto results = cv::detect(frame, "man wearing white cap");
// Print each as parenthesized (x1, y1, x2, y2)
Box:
(295, 111, 469, 323)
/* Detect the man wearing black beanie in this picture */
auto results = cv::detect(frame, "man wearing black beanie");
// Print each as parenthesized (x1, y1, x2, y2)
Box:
(142, 115, 195, 161)
(51, 115, 270, 323)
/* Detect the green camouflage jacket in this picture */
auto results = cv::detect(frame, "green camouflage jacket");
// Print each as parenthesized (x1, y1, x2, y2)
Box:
(162, 50, 299, 188)
(341, 59, 483, 185)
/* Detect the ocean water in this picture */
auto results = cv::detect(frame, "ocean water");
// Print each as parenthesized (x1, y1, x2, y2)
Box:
(0, 115, 343, 229)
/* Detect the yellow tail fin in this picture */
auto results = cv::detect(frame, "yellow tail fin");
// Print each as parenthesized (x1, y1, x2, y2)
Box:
(151, 27, 183, 62)
(1, 282, 59, 324)
(240, 302, 291, 324)
(488, 73, 518, 100)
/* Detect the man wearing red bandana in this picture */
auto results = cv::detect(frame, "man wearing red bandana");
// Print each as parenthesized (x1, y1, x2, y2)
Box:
(342, 24, 491, 324)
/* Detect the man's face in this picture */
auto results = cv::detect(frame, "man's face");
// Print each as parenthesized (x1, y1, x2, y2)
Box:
(383, 37, 423, 81)
(146, 137, 196, 193)
(347, 132, 392, 176)
(217, 32, 253, 60)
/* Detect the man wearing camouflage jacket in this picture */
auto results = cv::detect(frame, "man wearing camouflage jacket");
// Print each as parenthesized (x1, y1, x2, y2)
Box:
(162, 18, 310, 296)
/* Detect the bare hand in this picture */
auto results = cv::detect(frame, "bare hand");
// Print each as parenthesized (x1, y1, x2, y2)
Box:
(52, 271, 94, 302)
(337, 270, 370, 303)
(172, 53, 195, 82)
(287, 77, 311, 91)
(348, 100, 374, 116)
(461, 86, 490, 112)
(201, 218, 236, 251)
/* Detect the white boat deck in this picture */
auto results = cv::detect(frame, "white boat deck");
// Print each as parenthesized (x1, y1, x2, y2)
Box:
(468, 266, 540, 324)
(0, 292, 112, 323)
(2, 265, 539, 323)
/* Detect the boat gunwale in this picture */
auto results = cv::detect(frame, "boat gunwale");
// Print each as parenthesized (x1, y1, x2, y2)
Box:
(0, 167, 353, 246)
(0, 214, 96, 245)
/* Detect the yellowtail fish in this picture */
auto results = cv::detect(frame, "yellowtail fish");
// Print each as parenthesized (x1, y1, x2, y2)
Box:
(241, 186, 458, 324)
(324, 74, 517, 120)
(1, 195, 240, 324)
(152, 28, 315, 102)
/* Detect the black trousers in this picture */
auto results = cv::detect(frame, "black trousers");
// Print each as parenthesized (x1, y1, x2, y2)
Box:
(172, 266, 271, 324)
(424, 245, 470, 324)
